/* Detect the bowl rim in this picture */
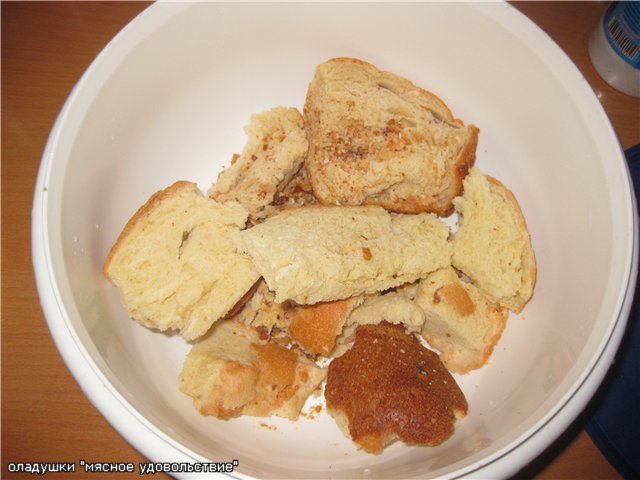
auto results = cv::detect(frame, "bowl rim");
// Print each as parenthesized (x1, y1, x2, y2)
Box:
(31, 2, 639, 479)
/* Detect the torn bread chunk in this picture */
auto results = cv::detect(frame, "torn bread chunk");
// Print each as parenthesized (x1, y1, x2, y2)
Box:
(179, 320, 326, 420)
(415, 267, 508, 374)
(303, 57, 478, 215)
(325, 322, 468, 453)
(451, 167, 536, 313)
(209, 107, 309, 220)
(103, 181, 260, 341)
(237, 205, 452, 305)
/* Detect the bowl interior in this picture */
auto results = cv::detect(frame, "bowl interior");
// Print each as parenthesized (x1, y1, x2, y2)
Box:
(41, 3, 634, 478)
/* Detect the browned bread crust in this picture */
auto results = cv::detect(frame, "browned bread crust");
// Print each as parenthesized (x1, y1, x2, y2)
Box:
(325, 322, 468, 453)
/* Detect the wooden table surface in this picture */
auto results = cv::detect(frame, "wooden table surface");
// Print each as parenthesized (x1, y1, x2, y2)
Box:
(2, 2, 638, 479)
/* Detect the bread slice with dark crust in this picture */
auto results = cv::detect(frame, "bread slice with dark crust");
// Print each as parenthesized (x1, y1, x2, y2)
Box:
(325, 322, 468, 453)
(303, 57, 479, 216)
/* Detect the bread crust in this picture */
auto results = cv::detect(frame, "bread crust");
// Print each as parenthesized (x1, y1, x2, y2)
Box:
(325, 322, 468, 453)
(287, 297, 358, 356)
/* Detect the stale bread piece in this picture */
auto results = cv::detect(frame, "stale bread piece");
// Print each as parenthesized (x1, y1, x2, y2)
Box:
(103, 181, 260, 341)
(451, 167, 536, 313)
(303, 57, 479, 215)
(415, 267, 508, 374)
(179, 320, 326, 420)
(238, 205, 453, 305)
(325, 322, 468, 453)
(209, 107, 309, 220)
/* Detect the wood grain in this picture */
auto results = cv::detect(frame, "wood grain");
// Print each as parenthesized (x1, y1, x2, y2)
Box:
(2, 2, 637, 479)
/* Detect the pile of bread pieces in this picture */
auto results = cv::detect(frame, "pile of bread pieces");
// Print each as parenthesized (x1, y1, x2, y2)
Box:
(104, 57, 536, 454)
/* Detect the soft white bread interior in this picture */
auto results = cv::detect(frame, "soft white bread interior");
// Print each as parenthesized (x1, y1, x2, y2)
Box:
(451, 167, 536, 313)
(179, 320, 326, 420)
(415, 267, 508, 374)
(303, 57, 479, 215)
(237, 205, 453, 305)
(209, 107, 309, 220)
(103, 181, 260, 340)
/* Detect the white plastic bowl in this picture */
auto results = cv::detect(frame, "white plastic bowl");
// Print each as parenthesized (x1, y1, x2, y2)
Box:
(32, 3, 638, 479)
